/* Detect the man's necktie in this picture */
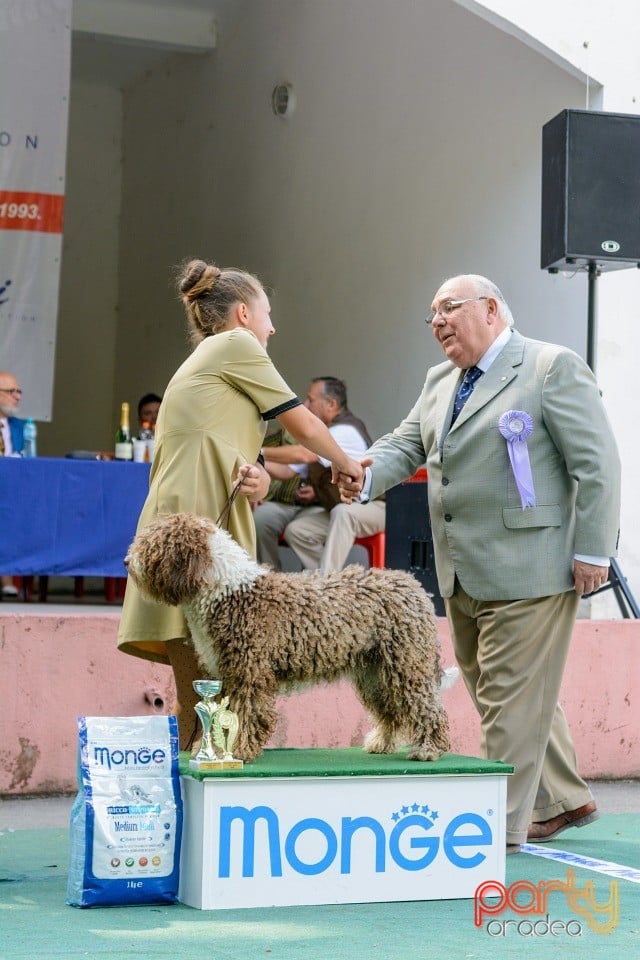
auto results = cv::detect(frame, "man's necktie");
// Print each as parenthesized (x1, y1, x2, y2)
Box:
(450, 365, 482, 425)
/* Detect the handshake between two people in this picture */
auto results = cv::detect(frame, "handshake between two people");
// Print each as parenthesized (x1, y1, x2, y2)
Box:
(232, 454, 371, 507)
(331, 457, 373, 505)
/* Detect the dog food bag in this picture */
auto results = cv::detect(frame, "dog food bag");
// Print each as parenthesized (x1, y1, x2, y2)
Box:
(66, 715, 183, 908)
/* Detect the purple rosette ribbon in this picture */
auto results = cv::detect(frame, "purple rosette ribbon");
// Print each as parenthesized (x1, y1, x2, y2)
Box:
(498, 410, 536, 509)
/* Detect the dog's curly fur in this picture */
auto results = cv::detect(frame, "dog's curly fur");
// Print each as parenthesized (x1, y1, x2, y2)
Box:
(126, 513, 451, 763)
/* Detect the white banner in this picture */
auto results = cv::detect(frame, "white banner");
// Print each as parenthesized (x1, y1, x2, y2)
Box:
(0, 0, 72, 421)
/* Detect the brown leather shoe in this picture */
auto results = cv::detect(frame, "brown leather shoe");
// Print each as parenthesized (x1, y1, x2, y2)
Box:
(527, 801, 599, 842)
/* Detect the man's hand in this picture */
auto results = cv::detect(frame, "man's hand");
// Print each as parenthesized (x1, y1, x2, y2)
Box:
(573, 559, 609, 596)
(330, 456, 364, 497)
(235, 463, 271, 502)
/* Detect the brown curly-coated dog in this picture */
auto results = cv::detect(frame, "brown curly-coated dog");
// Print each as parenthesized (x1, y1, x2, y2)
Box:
(125, 512, 450, 763)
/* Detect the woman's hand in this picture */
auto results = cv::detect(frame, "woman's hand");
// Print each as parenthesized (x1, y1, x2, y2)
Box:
(234, 463, 271, 502)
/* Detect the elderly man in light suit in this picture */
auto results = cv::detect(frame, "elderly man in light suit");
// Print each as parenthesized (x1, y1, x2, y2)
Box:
(342, 274, 620, 854)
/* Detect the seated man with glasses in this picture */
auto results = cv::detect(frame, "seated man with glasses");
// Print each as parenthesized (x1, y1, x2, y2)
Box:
(0, 370, 25, 597)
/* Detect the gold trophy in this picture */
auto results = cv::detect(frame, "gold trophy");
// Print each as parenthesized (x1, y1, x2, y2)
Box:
(189, 680, 243, 771)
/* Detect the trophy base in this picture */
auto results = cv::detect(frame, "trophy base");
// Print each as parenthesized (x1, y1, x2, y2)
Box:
(189, 757, 244, 772)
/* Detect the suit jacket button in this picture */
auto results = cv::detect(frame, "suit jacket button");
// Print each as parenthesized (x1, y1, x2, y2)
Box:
(444, 513, 452, 522)
(442, 477, 449, 486)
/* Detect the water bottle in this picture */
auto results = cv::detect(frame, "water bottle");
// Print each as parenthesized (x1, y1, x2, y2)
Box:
(138, 420, 155, 462)
(23, 418, 37, 457)
(138, 420, 154, 441)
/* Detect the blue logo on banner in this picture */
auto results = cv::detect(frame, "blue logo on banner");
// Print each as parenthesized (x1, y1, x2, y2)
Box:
(218, 802, 493, 878)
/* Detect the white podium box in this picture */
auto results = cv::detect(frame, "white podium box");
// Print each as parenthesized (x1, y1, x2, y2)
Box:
(178, 749, 512, 911)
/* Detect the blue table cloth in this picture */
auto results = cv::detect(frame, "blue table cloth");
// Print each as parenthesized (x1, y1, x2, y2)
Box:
(0, 457, 151, 577)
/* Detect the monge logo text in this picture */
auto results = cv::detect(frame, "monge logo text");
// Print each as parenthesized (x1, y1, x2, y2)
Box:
(92, 746, 167, 771)
(218, 800, 493, 878)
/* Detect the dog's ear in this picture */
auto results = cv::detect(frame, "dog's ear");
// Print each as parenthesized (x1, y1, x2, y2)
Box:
(159, 540, 209, 606)
(129, 514, 212, 606)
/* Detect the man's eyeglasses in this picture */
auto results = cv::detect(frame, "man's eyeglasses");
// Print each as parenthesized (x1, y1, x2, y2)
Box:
(427, 297, 488, 325)
(0, 388, 22, 396)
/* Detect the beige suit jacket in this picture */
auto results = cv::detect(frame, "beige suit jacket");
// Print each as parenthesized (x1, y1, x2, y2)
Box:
(369, 331, 621, 600)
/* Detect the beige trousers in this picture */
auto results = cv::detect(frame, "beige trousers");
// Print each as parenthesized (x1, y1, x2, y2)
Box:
(446, 584, 593, 845)
(284, 501, 386, 573)
(254, 501, 305, 570)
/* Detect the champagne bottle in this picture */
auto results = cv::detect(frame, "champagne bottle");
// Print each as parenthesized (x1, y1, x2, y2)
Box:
(114, 402, 133, 460)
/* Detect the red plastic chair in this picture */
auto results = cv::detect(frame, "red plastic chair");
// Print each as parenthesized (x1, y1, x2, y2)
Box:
(353, 531, 385, 568)
(407, 467, 428, 483)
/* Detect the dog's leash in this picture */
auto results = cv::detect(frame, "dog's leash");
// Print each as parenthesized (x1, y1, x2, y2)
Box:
(215, 466, 252, 530)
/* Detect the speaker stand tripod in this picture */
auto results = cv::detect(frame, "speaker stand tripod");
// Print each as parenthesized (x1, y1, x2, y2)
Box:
(584, 262, 639, 617)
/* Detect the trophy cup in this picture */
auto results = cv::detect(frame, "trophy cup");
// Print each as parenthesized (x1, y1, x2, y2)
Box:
(189, 679, 244, 771)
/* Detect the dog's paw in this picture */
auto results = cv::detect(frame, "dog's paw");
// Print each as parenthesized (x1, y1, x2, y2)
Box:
(232, 739, 263, 763)
(406, 743, 439, 762)
(363, 728, 398, 755)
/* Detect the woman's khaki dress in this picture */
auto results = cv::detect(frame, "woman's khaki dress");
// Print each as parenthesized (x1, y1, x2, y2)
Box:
(117, 328, 300, 664)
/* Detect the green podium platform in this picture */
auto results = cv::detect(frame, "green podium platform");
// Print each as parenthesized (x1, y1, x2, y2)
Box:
(178, 748, 513, 910)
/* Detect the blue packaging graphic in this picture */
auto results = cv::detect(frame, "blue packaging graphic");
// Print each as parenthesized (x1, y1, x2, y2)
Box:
(66, 715, 183, 908)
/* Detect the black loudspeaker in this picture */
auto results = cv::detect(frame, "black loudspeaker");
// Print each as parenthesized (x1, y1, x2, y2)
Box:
(384, 480, 445, 616)
(541, 108, 640, 272)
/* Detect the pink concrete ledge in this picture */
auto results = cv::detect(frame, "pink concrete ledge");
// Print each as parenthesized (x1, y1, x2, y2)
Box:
(0, 611, 638, 795)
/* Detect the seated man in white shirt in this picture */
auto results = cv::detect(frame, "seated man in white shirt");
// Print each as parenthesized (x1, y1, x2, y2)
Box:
(255, 377, 385, 573)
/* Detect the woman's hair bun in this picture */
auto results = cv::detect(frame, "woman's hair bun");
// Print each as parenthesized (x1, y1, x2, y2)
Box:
(179, 259, 221, 299)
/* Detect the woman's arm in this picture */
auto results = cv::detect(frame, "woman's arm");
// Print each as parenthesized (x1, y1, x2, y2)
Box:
(278, 406, 363, 482)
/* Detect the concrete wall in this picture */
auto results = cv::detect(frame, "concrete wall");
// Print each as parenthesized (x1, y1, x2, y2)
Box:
(114, 51, 214, 406)
(38, 0, 588, 450)
(114, 0, 588, 440)
(37, 77, 123, 456)
(1, 610, 637, 795)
